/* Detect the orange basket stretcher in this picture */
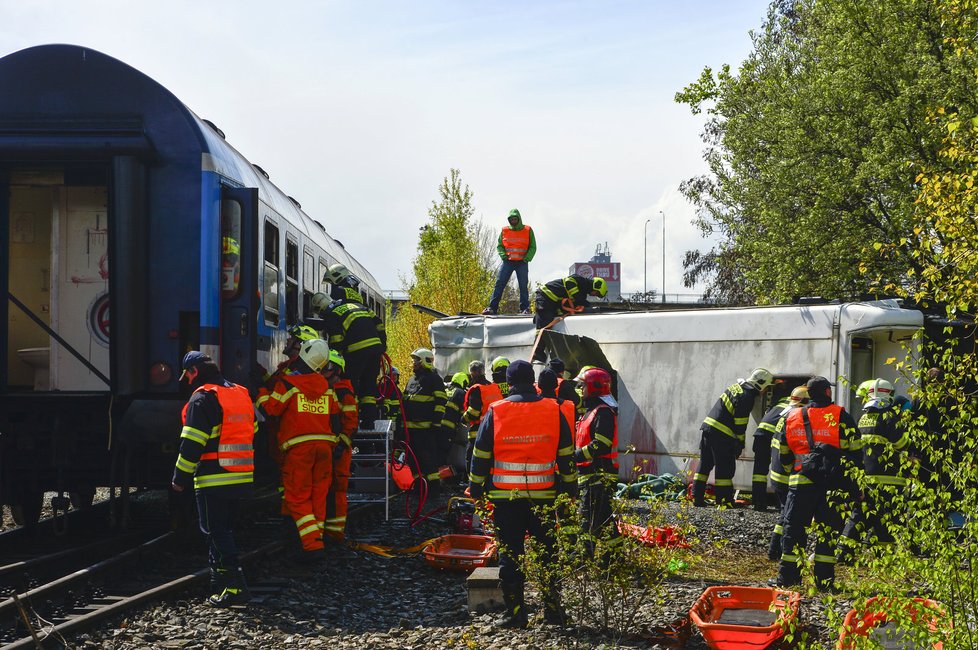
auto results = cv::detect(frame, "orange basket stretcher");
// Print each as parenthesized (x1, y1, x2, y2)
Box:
(422, 534, 498, 572)
(838, 596, 945, 649)
(689, 586, 801, 650)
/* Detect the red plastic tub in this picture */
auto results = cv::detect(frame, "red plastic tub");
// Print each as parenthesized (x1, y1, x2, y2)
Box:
(838, 597, 945, 649)
(689, 586, 801, 650)
(422, 534, 497, 572)
(618, 521, 690, 548)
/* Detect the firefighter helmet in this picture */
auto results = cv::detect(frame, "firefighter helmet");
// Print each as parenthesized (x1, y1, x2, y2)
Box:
(856, 379, 876, 402)
(789, 386, 810, 404)
(491, 356, 510, 372)
(746, 368, 774, 390)
(575, 365, 597, 381)
(590, 277, 608, 298)
(323, 263, 350, 285)
(299, 339, 330, 372)
(865, 378, 894, 407)
(411, 348, 434, 368)
(311, 292, 331, 314)
(581, 367, 612, 398)
(288, 324, 319, 342)
(327, 349, 346, 372)
(451, 371, 470, 389)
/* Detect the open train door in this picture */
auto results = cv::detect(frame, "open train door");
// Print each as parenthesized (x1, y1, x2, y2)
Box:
(219, 187, 259, 388)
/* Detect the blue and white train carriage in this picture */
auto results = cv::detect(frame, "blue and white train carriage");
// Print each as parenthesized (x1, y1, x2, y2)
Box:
(0, 44, 383, 522)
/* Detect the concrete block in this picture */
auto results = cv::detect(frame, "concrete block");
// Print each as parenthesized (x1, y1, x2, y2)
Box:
(466, 566, 503, 612)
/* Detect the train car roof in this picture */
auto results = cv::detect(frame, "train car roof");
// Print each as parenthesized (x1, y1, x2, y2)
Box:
(0, 43, 381, 295)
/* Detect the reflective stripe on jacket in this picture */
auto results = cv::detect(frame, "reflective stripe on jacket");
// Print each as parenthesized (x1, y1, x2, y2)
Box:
(501, 225, 532, 261)
(702, 381, 759, 442)
(490, 399, 560, 492)
(258, 372, 339, 450)
(575, 403, 618, 474)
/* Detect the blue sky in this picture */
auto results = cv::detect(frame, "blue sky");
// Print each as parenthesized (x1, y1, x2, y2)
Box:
(1, 1, 771, 297)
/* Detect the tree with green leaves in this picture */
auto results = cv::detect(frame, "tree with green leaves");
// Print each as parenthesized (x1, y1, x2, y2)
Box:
(676, 0, 978, 304)
(385, 169, 499, 371)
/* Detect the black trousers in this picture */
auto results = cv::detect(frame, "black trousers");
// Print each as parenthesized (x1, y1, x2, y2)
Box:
(778, 481, 850, 586)
(751, 435, 772, 507)
(693, 428, 740, 505)
(580, 472, 620, 557)
(345, 345, 383, 424)
(196, 490, 241, 572)
(410, 427, 440, 479)
(493, 498, 556, 586)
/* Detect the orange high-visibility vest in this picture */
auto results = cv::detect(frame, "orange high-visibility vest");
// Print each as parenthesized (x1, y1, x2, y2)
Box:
(490, 399, 560, 491)
(466, 383, 504, 425)
(185, 383, 255, 472)
(784, 404, 843, 471)
(575, 404, 619, 470)
(501, 226, 532, 261)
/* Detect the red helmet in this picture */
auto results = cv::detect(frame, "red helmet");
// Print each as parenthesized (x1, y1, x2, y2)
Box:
(581, 368, 612, 397)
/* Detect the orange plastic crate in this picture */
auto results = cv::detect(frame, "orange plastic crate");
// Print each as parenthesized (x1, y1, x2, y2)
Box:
(689, 586, 800, 650)
(422, 534, 497, 572)
(838, 597, 944, 649)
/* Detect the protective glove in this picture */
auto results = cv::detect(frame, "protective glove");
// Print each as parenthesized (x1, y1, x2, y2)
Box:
(332, 441, 348, 461)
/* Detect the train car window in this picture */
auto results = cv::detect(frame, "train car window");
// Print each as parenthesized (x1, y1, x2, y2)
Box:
(319, 259, 329, 293)
(221, 200, 242, 300)
(285, 238, 299, 325)
(302, 249, 315, 317)
(263, 220, 280, 325)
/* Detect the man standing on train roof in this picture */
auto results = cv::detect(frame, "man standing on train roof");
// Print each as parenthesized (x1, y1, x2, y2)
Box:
(313, 263, 386, 429)
(171, 351, 256, 607)
(692, 368, 774, 508)
(469, 360, 578, 628)
(256, 339, 338, 563)
(482, 209, 536, 316)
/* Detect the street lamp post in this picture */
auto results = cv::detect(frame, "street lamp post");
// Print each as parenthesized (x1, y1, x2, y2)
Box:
(644, 219, 650, 296)
(659, 210, 666, 303)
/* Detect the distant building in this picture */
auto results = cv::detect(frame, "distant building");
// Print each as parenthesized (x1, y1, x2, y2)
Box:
(569, 243, 621, 301)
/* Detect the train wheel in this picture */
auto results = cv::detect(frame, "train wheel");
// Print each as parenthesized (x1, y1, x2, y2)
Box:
(69, 487, 96, 509)
(11, 491, 43, 527)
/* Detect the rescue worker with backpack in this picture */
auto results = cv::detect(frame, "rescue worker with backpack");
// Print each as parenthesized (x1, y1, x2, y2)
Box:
(575, 367, 622, 560)
(256, 339, 338, 562)
(313, 263, 386, 429)
(693, 368, 774, 508)
(839, 378, 910, 560)
(772, 376, 860, 591)
(323, 350, 359, 543)
(469, 360, 578, 628)
(172, 351, 256, 607)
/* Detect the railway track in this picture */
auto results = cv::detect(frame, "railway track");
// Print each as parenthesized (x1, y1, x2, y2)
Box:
(0, 491, 394, 649)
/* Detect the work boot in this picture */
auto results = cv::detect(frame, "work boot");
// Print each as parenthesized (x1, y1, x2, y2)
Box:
(209, 567, 251, 607)
(691, 481, 707, 507)
(209, 568, 228, 597)
(497, 582, 528, 629)
(541, 587, 568, 626)
(714, 485, 735, 508)
(752, 482, 768, 511)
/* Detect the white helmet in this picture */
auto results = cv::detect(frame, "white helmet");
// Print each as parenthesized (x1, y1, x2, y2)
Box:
(746, 368, 774, 390)
(865, 378, 894, 407)
(310, 292, 330, 314)
(323, 263, 350, 285)
(411, 348, 434, 368)
(299, 339, 330, 372)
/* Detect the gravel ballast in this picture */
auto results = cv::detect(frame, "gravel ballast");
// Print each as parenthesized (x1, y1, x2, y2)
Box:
(60, 492, 860, 649)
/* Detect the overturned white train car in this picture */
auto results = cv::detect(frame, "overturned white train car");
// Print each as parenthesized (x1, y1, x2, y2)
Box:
(429, 300, 923, 490)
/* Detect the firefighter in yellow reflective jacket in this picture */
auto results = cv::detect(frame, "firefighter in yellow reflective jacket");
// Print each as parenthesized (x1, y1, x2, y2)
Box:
(766, 386, 810, 561)
(840, 379, 910, 559)
(172, 351, 256, 607)
(314, 263, 386, 428)
(692, 368, 774, 508)
(469, 360, 578, 628)
(462, 357, 508, 469)
(403, 348, 448, 490)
